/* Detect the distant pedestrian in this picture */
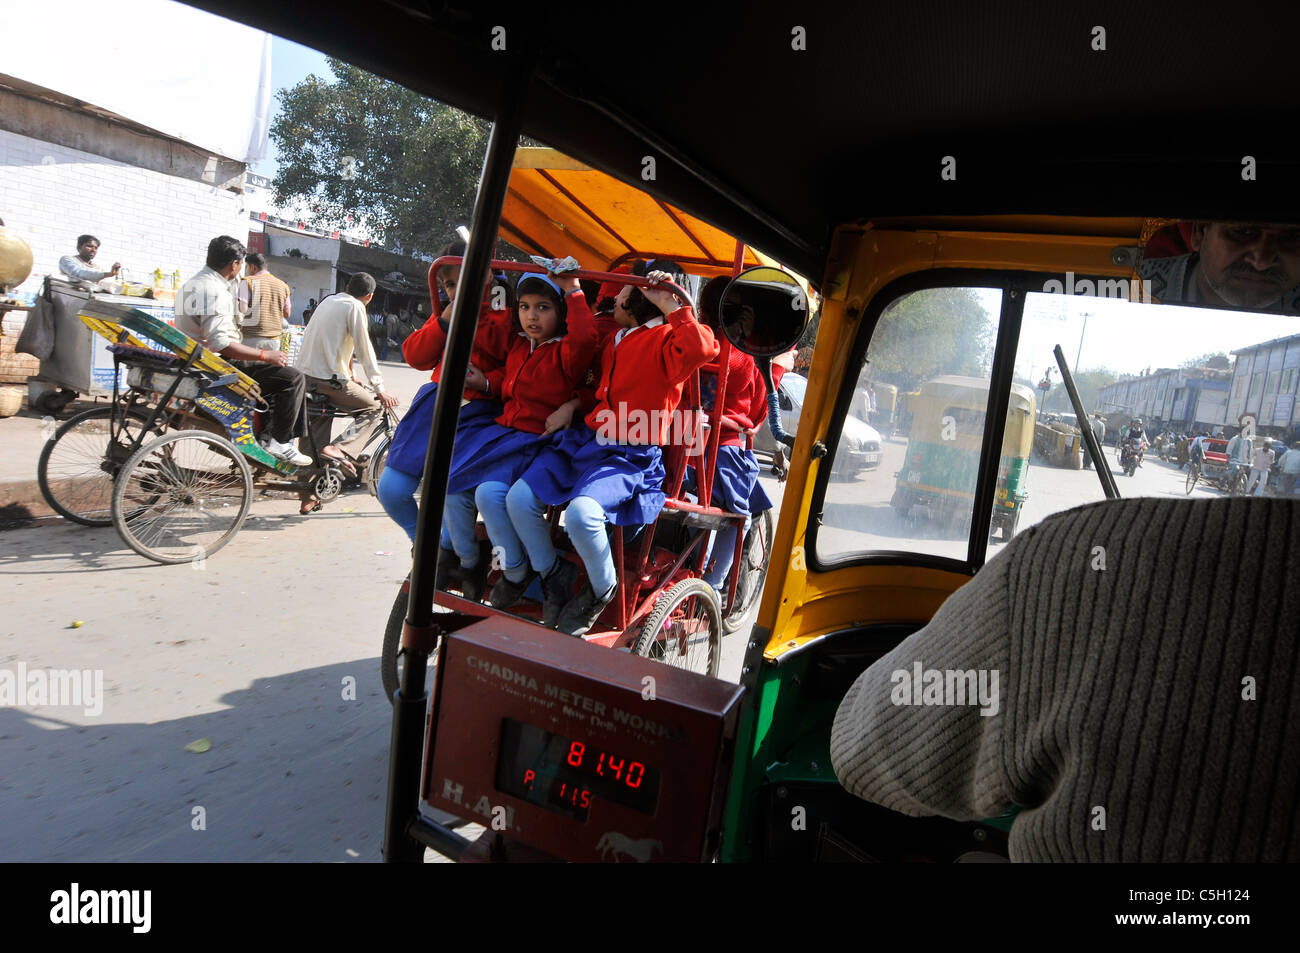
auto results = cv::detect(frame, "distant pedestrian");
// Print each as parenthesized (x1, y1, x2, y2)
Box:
(1246, 442, 1276, 496)
(1280, 442, 1300, 495)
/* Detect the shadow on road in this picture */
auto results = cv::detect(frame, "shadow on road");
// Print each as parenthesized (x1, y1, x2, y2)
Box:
(0, 658, 400, 862)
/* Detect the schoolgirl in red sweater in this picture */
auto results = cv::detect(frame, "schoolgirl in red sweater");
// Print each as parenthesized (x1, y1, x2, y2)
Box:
(506, 267, 720, 635)
(377, 240, 512, 598)
(443, 271, 598, 608)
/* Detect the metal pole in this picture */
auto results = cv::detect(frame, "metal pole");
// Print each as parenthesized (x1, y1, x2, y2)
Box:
(1055, 344, 1119, 499)
(1074, 311, 1090, 386)
(383, 51, 534, 863)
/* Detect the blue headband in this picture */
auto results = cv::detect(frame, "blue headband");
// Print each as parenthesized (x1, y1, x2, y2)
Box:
(517, 273, 565, 298)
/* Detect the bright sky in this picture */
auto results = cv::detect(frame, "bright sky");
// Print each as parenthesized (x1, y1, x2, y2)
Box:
(967, 289, 1300, 380)
(248, 36, 333, 179)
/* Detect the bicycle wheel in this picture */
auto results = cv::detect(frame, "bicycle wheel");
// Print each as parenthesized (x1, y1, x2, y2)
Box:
(633, 578, 722, 677)
(365, 436, 390, 498)
(37, 404, 169, 525)
(111, 431, 252, 564)
(1185, 462, 1200, 495)
(723, 508, 774, 634)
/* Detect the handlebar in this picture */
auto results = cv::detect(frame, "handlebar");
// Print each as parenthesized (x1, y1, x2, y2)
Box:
(428, 257, 695, 313)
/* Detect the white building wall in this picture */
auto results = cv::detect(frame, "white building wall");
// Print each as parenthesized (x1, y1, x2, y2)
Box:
(0, 128, 248, 298)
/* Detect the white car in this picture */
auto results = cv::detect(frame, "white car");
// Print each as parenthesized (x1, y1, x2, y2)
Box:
(753, 373, 884, 479)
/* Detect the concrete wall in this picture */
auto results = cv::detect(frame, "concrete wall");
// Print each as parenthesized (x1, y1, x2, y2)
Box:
(266, 255, 336, 326)
(1, 127, 247, 299)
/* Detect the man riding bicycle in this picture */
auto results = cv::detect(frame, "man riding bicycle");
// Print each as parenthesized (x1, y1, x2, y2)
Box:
(294, 272, 399, 503)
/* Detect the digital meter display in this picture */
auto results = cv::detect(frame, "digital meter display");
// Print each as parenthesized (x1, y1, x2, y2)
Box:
(495, 719, 662, 821)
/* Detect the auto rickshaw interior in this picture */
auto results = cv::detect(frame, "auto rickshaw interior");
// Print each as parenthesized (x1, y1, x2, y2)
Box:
(180, 1, 1300, 862)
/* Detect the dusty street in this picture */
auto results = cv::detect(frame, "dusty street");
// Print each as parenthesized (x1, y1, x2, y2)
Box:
(0, 360, 773, 860)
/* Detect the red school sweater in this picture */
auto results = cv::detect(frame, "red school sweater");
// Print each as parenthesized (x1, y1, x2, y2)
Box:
(702, 345, 770, 447)
(484, 291, 598, 434)
(584, 306, 719, 446)
(401, 299, 513, 398)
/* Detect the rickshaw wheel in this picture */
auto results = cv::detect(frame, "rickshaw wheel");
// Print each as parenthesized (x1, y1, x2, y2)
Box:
(633, 578, 722, 677)
(1228, 468, 1248, 496)
(111, 431, 253, 565)
(382, 580, 439, 704)
(1184, 463, 1200, 494)
(723, 508, 774, 634)
(37, 404, 169, 526)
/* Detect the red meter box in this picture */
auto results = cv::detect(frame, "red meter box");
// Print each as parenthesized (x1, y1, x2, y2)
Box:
(423, 614, 744, 862)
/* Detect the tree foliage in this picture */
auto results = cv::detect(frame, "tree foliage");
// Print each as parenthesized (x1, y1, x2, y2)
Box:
(1036, 367, 1120, 415)
(270, 59, 491, 251)
(864, 288, 997, 391)
(1181, 350, 1231, 370)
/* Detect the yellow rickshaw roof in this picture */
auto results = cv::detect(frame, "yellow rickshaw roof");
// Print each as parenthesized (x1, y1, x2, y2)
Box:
(502, 148, 766, 279)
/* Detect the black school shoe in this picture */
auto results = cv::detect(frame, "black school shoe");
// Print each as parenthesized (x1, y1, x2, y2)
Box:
(488, 567, 538, 609)
(541, 558, 582, 628)
(556, 579, 617, 637)
(434, 546, 461, 592)
(436, 540, 492, 602)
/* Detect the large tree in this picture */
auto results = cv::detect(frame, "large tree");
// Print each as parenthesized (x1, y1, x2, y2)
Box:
(270, 59, 491, 252)
(864, 288, 997, 391)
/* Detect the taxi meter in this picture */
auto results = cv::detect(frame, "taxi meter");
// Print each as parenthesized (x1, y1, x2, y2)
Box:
(423, 613, 744, 862)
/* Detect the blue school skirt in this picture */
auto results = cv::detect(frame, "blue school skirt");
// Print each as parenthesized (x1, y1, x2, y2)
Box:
(520, 424, 666, 526)
(385, 381, 502, 477)
(446, 421, 550, 494)
(686, 445, 773, 516)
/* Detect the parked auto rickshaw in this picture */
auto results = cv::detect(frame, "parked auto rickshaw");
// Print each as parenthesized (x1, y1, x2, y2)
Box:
(891, 376, 1034, 540)
(181, 1, 1298, 869)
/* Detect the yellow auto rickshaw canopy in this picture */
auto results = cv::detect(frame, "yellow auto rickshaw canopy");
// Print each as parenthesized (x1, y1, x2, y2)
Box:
(501, 148, 766, 279)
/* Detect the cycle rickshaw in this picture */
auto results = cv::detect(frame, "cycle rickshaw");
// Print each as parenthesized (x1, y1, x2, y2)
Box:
(35, 300, 395, 563)
(1184, 437, 1248, 495)
(379, 250, 781, 699)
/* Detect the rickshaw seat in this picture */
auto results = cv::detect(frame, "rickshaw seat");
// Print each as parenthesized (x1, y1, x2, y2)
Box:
(661, 497, 744, 531)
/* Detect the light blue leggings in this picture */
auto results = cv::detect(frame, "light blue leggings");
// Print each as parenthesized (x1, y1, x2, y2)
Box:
(703, 514, 753, 589)
(377, 467, 479, 566)
(505, 481, 618, 598)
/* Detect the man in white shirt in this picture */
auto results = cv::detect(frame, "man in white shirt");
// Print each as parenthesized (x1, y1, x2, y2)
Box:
(58, 234, 120, 290)
(294, 272, 398, 468)
(174, 235, 315, 466)
(1246, 441, 1276, 496)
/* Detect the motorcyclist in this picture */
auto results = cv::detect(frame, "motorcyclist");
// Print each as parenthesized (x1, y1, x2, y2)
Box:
(1122, 419, 1147, 470)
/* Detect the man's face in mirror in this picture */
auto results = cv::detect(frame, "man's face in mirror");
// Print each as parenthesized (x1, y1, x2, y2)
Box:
(1190, 222, 1300, 309)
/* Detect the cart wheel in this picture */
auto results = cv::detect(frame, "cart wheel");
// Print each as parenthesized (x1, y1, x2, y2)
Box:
(382, 578, 439, 704)
(111, 431, 252, 564)
(1184, 463, 1199, 495)
(633, 578, 722, 677)
(723, 508, 774, 634)
(37, 404, 169, 525)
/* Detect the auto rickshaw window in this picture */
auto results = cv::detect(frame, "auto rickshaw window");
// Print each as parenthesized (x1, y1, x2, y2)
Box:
(981, 279, 1300, 556)
(817, 286, 1002, 564)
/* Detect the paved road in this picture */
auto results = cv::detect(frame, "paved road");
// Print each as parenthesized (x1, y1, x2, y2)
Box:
(818, 436, 1200, 562)
(2, 394, 1210, 862)
(0, 361, 779, 861)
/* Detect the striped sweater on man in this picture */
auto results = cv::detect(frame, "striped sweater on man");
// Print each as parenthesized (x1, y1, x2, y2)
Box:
(830, 496, 1300, 862)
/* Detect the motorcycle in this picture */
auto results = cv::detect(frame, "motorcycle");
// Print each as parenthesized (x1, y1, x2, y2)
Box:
(1120, 437, 1148, 477)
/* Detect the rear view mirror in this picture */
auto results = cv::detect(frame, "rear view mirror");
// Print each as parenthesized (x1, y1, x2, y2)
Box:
(719, 266, 809, 357)
(1135, 220, 1300, 314)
